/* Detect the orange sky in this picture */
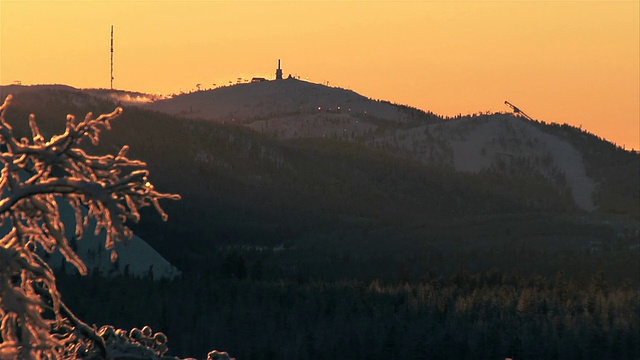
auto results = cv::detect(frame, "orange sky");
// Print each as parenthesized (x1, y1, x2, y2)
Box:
(1, 1, 638, 150)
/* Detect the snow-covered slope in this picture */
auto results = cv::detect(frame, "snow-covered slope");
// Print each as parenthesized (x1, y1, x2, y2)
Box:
(50, 198, 181, 279)
(388, 115, 596, 210)
(0, 197, 180, 280)
(146, 78, 408, 124)
(0, 194, 182, 280)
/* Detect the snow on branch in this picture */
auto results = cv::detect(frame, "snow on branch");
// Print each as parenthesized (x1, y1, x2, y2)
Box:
(0, 94, 181, 359)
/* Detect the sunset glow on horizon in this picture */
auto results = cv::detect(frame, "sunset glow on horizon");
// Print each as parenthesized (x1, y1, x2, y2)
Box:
(1, 1, 638, 149)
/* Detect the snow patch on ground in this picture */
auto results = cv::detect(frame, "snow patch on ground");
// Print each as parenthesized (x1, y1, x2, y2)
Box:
(49, 200, 181, 280)
(510, 119, 596, 211)
(448, 117, 501, 172)
(441, 116, 596, 211)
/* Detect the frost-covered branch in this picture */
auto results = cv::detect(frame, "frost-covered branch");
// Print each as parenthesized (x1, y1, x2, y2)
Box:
(0, 94, 180, 359)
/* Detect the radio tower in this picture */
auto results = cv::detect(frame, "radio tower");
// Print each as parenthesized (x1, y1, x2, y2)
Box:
(110, 25, 114, 90)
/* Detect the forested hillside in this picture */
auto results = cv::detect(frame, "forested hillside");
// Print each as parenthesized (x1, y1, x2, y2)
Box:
(1, 85, 638, 359)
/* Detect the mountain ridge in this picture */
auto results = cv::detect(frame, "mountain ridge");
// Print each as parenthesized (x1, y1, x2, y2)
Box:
(143, 80, 603, 212)
(2, 82, 637, 217)
(0, 83, 637, 277)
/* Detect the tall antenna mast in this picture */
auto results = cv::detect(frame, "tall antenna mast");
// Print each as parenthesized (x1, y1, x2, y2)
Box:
(110, 25, 114, 90)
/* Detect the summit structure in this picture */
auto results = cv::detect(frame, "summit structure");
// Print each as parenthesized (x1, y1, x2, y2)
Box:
(275, 59, 283, 80)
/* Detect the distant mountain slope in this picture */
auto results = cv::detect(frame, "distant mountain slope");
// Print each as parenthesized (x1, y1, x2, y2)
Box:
(2, 83, 637, 216)
(142, 80, 615, 213)
(1, 84, 637, 275)
(145, 78, 410, 124)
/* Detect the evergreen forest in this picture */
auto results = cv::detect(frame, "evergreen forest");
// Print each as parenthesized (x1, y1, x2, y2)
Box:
(1, 85, 638, 359)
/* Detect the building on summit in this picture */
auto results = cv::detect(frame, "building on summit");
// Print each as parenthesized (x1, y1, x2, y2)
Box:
(252, 60, 286, 82)
(275, 59, 283, 80)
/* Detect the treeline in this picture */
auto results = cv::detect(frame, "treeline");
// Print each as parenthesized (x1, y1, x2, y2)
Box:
(57, 269, 639, 360)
